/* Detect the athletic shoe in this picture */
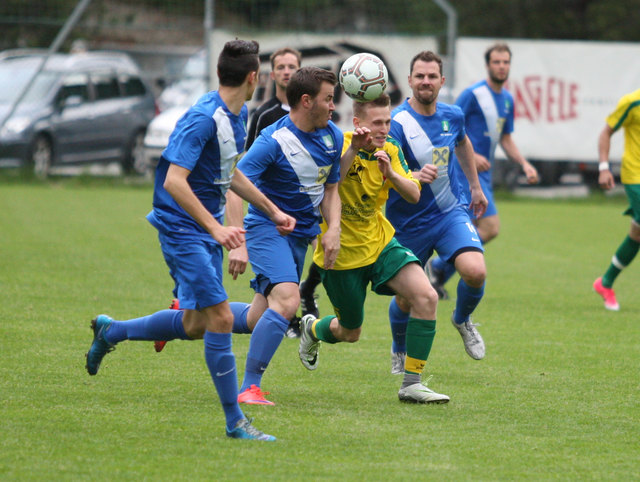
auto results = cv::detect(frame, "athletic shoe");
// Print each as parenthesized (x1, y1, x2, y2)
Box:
(298, 314, 320, 370)
(398, 380, 449, 404)
(238, 385, 275, 406)
(226, 418, 276, 442)
(451, 311, 485, 360)
(391, 349, 406, 375)
(299, 280, 320, 318)
(425, 258, 449, 300)
(593, 277, 620, 311)
(286, 316, 302, 339)
(85, 314, 115, 376)
(154, 298, 180, 352)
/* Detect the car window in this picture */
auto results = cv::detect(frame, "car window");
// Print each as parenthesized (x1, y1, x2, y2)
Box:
(0, 58, 50, 105)
(59, 73, 90, 103)
(120, 75, 147, 97)
(92, 72, 120, 100)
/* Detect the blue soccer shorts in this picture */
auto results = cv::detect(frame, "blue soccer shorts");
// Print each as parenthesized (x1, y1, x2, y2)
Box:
(395, 205, 484, 265)
(244, 219, 310, 296)
(158, 232, 227, 310)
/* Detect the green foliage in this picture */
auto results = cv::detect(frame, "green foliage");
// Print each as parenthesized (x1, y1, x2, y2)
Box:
(1, 179, 639, 479)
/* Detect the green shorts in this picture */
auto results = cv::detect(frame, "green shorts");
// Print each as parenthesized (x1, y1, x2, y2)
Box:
(317, 238, 419, 330)
(624, 184, 640, 224)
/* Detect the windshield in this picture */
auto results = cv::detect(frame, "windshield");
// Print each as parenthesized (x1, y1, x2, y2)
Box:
(0, 57, 59, 106)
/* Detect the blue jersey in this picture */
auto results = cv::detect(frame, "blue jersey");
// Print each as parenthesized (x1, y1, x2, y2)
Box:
(387, 100, 466, 237)
(147, 91, 247, 238)
(238, 115, 342, 238)
(453, 79, 514, 186)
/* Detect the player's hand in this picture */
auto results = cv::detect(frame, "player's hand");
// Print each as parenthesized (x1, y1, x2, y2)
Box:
(321, 227, 341, 270)
(469, 187, 488, 219)
(351, 127, 372, 150)
(271, 211, 296, 236)
(212, 225, 246, 251)
(599, 169, 615, 190)
(523, 161, 539, 184)
(375, 150, 392, 178)
(228, 245, 248, 280)
(414, 164, 438, 184)
(475, 154, 491, 172)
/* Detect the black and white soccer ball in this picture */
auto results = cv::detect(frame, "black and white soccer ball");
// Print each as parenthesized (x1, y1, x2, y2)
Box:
(339, 52, 388, 102)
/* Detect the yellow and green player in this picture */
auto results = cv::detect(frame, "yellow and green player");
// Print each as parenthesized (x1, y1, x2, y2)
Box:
(297, 93, 449, 404)
(593, 87, 640, 311)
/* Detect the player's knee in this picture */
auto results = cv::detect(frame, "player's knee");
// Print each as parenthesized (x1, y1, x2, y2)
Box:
(460, 264, 486, 287)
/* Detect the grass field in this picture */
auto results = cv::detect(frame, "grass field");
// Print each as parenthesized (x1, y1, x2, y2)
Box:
(1, 177, 638, 480)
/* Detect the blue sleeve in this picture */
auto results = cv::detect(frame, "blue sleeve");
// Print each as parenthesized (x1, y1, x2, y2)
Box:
(237, 132, 276, 182)
(503, 90, 515, 135)
(455, 88, 475, 115)
(389, 120, 405, 148)
(163, 111, 214, 171)
(327, 126, 344, 184)
(452, 105, 467, 145)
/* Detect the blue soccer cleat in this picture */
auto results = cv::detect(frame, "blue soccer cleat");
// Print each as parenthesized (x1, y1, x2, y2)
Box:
(85, 314, 115, 376)
(226, 418, 276, 442)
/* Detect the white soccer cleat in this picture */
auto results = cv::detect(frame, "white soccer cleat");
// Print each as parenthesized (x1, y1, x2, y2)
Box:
(451, 311, 485, 360)
(398, 381, 449, 404)
(298, 314, 320, 371)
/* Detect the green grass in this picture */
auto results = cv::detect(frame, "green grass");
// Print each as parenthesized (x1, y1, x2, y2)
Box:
(1, 178, 639, 480)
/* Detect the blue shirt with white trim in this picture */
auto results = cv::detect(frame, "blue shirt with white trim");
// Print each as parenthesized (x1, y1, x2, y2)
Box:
(386, 99, 466, 237)
(238, 115, 342, 238)
(147, 91, 247, 238)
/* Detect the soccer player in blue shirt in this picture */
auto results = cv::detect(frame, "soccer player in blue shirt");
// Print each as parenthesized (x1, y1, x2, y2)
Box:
(84, 40, 296, 441)
(225, 67, 343, 406)
(386, 51, 489, 364)
(428, 43, 538, 299)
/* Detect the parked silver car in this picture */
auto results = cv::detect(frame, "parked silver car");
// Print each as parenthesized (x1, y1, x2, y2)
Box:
(0, 50, 157, 176)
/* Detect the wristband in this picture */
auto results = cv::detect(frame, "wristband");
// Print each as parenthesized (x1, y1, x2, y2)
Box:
(598, 162, 610, 172)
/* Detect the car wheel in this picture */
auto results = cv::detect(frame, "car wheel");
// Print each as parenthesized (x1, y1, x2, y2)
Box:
(123, 130, 147, 175)
(31, 135, 53, 178)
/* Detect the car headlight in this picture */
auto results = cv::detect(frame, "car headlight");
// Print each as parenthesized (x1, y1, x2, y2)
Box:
(1, 116, 32, 137)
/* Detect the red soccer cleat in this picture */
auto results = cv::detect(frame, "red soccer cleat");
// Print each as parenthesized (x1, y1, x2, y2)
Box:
(237, 385, 275, 406)
(593, 277, 620, 311)
(154, 298, 180, 352)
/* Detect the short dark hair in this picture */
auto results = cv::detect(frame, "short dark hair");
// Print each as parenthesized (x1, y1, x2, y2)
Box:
(485, 42, 512, 65)
(217, 39, 260, 87)
(410, 50, 443, 76)
(352, 92, 390, 119)
(286, 66, 337, 109)
(270, 47, 302, 70)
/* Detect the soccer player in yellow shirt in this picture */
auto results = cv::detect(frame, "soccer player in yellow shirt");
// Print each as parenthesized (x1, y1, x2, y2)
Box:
(593, 88, 640, 311)
(298, 93, 449, 403)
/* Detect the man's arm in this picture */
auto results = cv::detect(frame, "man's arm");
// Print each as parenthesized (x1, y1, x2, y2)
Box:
(230, 168, 296, 236)
(500, 133, 539, 184)
(319, 182, 341, 269)
(225, 189, 249, 280)
(597, 124, 615, 190)
(454, 135, 488, 219)
(164, 163, 245, 250)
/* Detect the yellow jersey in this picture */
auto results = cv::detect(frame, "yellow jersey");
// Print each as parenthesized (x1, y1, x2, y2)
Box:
(313, 132, 420, 270)
(606, 88, 640, 184)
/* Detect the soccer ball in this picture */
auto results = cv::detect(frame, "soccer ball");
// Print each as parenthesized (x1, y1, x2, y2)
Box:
(339, 53, 388, 102)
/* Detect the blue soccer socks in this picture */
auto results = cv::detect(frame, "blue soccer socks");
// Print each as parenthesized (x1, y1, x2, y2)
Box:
(204, 331, 244, 431)
(102, 309, 189, 344)
(240, 308, 288, 392)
